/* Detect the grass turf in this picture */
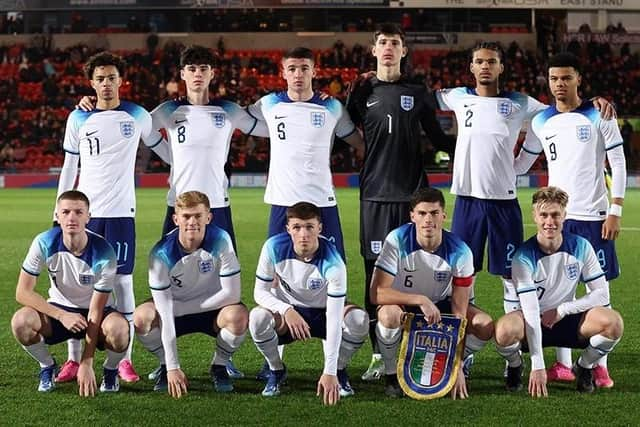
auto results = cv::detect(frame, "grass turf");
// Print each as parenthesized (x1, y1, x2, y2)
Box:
(0, 187, 638, 426)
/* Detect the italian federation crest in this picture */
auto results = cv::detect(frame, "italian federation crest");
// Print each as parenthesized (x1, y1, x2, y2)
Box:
(120, 121, 135, 138)
(397, 313, 467, 399)
(400, 95, 414, 111)
(576, 125, 591, 142)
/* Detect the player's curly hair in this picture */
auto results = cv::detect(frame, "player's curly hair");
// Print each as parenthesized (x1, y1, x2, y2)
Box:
(83, 51, 127, 80)
(175, 191, 211, 211)
(532, 186, 569, 208)
(180, 45, 216, 68)
(410, 188, 445, 210)
(470, 42, 504, 62)
(286, 202, 321, 222)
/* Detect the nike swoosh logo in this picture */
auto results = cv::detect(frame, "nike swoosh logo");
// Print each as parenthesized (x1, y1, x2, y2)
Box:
(48, 268, 59, 273)
(463, 104, 475, 108)
(545, 135, 557, 140)
(534, 279, 545, 284)
(275, 115, 287, 120)
(403, 267, 417, 273)
(85, 130, 98, 136)
(366, 100, 379, 108)
(175, 119, 187, 124)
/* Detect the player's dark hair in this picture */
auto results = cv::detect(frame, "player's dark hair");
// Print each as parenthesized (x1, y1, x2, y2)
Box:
(532, 186, 569, 209)
(286, 202, 321, 222)
(180, 45, 216, 68)
(470, 41, 504, 62)
(175, 190, 211, 211)
(373, 23, 406, 45)
(410, 188, 445, 210)
(83, 51, 126, 80)
(283, 47, 314, 63)
(57, 190, 90, 208)
(548, 52, 581, 74)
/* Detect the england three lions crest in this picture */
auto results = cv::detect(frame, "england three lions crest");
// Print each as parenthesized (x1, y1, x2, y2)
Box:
(310, 112, 325, 128)
(212, 113, 225, 128)
(397, 313, 466, 399)
(400, 95, 414, 111)
(576, 125, 591, 142)
(497, 100, 513, 117)
(564, 262, 579, 281)
(120, 121, 135, 138)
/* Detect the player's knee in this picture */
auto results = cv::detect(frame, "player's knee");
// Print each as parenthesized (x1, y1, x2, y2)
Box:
(220, 304, 249, 334)
(469, 312, 494, 341)
(604, 309, 624, 339)
(343, 307, 369, 339)
(494, 317, 518, 347)
(133, 303, 156, 334)
(103, 315, 129, 352)
(249, 307, 276, 341)
(376, 305, 402, 328)
(11, 308, 38, 342)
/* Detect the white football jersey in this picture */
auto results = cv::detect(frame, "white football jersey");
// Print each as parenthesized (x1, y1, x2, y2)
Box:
(436, 88, 546, 199)
(248, 92, 356, 207)
(146, 100, 267, 208)
(62, 101, 153, 217)
(148, 226, 240, 316)
(375, 224, 474, 303)
(22, 227, 116, 309)
(255, 233, 347, 308)
(524, 102, 624, 220)
(512, 232, 605, 313)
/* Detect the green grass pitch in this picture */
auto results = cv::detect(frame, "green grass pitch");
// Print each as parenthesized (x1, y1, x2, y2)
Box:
(0, 187, 638, 426)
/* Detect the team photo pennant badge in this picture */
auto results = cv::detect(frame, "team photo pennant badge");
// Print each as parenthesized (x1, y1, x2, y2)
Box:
(397, 313, 466, 400)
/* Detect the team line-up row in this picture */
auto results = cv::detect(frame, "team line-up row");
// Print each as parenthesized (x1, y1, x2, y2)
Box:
(10, 22, 626, 403)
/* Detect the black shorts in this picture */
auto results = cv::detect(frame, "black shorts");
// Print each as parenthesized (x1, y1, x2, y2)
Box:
(360, 200, 410, 260)
(278, 307, 326, 344)
(45, 303, 117, 349)
(174, 309, 221, 338)
(522, 313, 589, 351)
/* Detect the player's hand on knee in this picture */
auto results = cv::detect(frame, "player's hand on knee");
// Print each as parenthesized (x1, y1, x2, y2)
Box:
(541, 309, 560, 329)
(167, 368, 189, 399)
(528, 369, 548, 398)
(317, 374, 340, 406)
(76, 96, 96, 112)
(284, 307, 311, 341)
(450, 366, 469, 400)
(77, 362, 97, 397)
(419, 300, 441, 325)
(60, 312, 88, 333)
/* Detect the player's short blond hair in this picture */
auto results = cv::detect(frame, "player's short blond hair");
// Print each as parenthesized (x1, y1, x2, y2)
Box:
(532, 186, 569, 209)
(175, 191, 210, 211)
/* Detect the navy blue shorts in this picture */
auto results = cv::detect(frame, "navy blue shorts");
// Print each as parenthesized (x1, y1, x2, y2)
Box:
(163, 205, 237, 253)
(360, 200, 410, 261)
(403, 299, 452, 315)
(173, 309, 221, 338)
(268, 204, 345, 262)
(44, 303, 117, 349)
(564, 219, 619, 281)
(87, 217, 135, 275)
(278, 307, 326, 344)
(451, 196, 523, 276)
(522, 313, 588, 351)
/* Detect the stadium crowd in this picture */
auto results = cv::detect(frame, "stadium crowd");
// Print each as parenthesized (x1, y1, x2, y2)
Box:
(0, 37, 638, 173)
